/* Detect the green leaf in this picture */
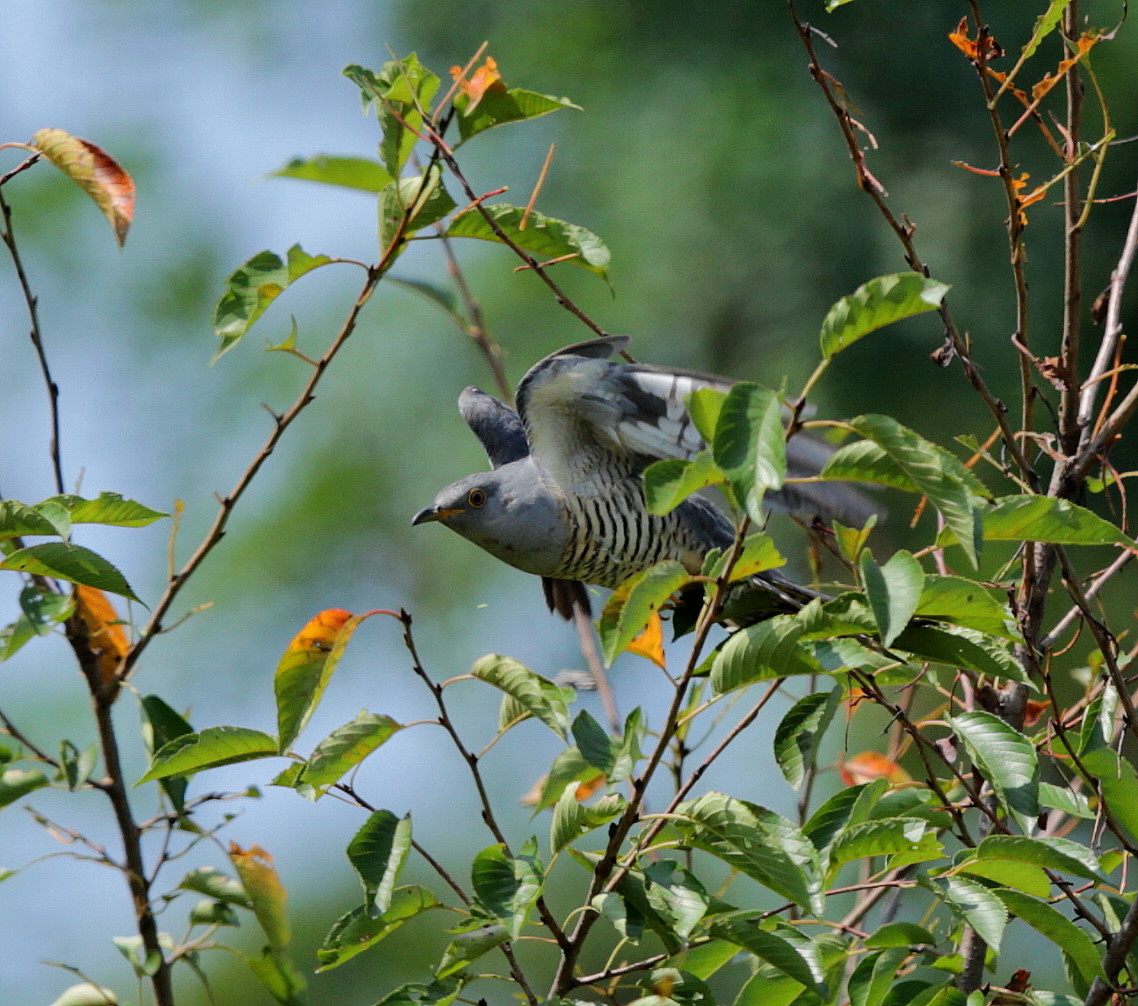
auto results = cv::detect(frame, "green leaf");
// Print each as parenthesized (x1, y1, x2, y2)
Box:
(710, 916, 826, 995)
(892, 623, 1029, 683)
(994, 889, 1103, 985)
(865, 922, 938, 948)
(861, 549, 924, 647)
(643, 451, 724, 516)
(533, 746, 605, 811)
(343, 57, 440, 177)
(826, 818, 942, 880)
(1080, 748, 1138, 844)
(378, 166, 457, 249)
(138, 726, 279, 782)
(914, 575, 1018, 640)
(571, 709, 617, 775)
(189, 899, 240, 927)
(0, 767, 50, 809)
(53, 492, 167, 528)
(1038, 781, 1095, 820)
(0, 500, 59, 538)
(803, 783, 877, 850)
(471, 840, 543, 938)
(296, 711, 402, 798)
(849, 947, 911, 1006)
(1022, 0, 1075, 62)
(179, 866, 251, 906)
(950, 710, 1038, 827)
(687, 388, 727, 442)
(599, 560, 693, 665)
(820, 272, 949, 358)
(271, 155, 392, 192)
(140, 695, 193, 813)
(934, 875, 1007, 951)
(0, 542, 140, 603)
(671, 939, 739, 980)
(774, 689, 841, 789)
(445, 203, 610, 278)
(470, 654, 569, 737)
(971, 835, 1106, 883)
(849, 415, 984, 567)
(435, 922, 510, 978)
(48, 984, 121, 1006)
(550, 784, 625, 853)
(369, 980, 461, 1006)
(717, 532, 787, 581)
(954, 858, 1050, 899)
(643, 860, 709, 941)
(316, 885, 441, 971)
(711, 383, 786, 523)
(213, 244, 335, 359)
(710, 615, 822, 694)
(275, 611, 365, 752)
(1, 587, 73, 661)
(242, 947, 306, 1005)
(940, 494, 1138, 550)
(456, 86, 579, 142)
(347, 810, 412, 917)
(673, 792, 821, 913)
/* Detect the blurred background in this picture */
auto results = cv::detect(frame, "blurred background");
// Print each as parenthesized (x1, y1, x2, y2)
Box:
(2, 1, 1137, 1003)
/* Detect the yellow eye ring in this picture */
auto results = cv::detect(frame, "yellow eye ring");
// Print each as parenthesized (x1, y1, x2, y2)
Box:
(467, 487, 487, 508)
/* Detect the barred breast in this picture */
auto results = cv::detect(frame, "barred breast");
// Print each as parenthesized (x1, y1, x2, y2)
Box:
(549, 481, 711, 589)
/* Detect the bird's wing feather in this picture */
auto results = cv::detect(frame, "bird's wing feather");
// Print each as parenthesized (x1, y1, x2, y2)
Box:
(458, 387, 529, 468)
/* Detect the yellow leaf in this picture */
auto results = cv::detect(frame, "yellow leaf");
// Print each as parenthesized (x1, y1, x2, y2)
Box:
(625, 612, 666, 669)
(31, 128, 135, 246)
(74, 585, 129, 689)
(448, 56, 503, 112)
(285, 608, 354, 658)
(230, 843, 291, 950)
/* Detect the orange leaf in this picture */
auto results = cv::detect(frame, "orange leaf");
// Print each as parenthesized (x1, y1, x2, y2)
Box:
(285, 607, 353, 656)
(74, 585, 129, 688)
(448, 56, 503, 112)
(229, 843, 291, 950)
(31, 128, 135, 245)
(626, 612, 666, 669)
(839, 750, 910, 786)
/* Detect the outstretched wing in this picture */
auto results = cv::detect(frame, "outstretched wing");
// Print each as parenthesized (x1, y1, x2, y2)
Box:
(515, 336, 877, 524)
(458, 387, 529, 468)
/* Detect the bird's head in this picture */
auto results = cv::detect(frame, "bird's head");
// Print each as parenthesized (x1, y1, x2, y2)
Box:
(412, 460, 567, 578)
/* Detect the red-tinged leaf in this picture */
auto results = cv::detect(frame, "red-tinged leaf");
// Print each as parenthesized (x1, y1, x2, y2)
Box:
(229, 843, 291, 951)
(275, 608, 362, 752)
(839, 751, 910, 786)
(449, 56, 503, 112)
(31, 128, 135, 245)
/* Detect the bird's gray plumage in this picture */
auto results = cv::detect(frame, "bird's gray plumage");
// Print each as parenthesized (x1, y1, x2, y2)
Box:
(413, 336, 874, 620)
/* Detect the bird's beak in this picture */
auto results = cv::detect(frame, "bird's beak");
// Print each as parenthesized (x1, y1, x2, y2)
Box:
(411, 505, 462, 526)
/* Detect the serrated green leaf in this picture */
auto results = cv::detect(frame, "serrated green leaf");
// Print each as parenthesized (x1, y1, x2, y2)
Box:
(297, 711, 402, 798)
(687, 387, 727, 442)
(446, 203, 610, 278)
(861, 549, 924, 647)
(0, 501, 59, 538)
(643, 860, 709, 941)
(533, 746, 605, 811)
(827, 818, 942, 880)
(271, 154, 392, 192)
(343, 57, 439, 177)
(275, 611, 365, 752)
(213, 244, 336, 359)
(436, 922, 510, 978)
(471, 840, 542, 938)
(935, 876, 1007, 951)
(774, 689, 841, 789)
(643, 451, 724, 516)
(673, 792, 822, 912)
(2, 586, 73, 661)
(803, 784, 874, 850)
(954, 858, 1050, 899)
(893, 623, 1029, 683)
(710, 916, 826, 995)
(1080, 748, 1138, 843)
(470, 654, 569, 737)
(316, 885, 441, 971)
(53, 492, 168, 528)
(914, 575, 1019, 640)
(456, 85, 579, 141)
(1038, 781, 1095, 820)
(937, 494, 1138, 551)
(599, 560, 693, 665)
(849, 947, 911, 1006)
(0, 542, 140, 603)
(550, 784, 624, 853)
(1022, 1, 1074, 62)
(137, 726, 278, 783)
(850, 415, 983, 567)
(140, 694, 193, 813)
(369, 980, 461, 1006)
(347, 810, 412, 917)
(242, 946, 306, 1004)
(865, 922, 938, 948)
(711, 614, 822, 694)
(972, 835, 1105, 883)
(820, 272, 949, 358)
(712, 383, 786, 523)
(994, 889, 1103, 984)
(951, 710, 1039, 827)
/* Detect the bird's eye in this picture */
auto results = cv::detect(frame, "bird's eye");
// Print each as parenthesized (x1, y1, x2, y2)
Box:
(467, 487, 487, 508)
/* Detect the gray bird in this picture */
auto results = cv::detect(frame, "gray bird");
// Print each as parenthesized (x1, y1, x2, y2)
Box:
(412, 336, 873, 622)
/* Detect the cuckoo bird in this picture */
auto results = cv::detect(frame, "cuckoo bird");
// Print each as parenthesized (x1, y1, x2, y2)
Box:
(413, 336, 874, 623)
